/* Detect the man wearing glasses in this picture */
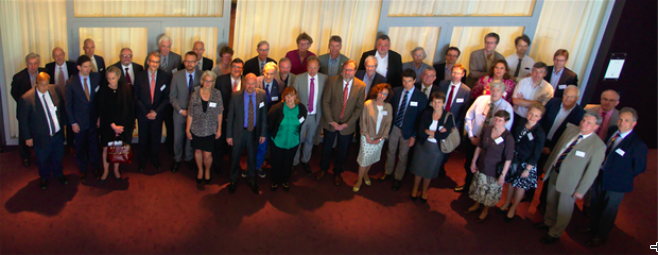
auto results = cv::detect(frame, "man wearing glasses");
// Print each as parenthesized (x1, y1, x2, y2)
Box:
(110, 48, 144, 86)
(585, 90, 620, 140)
(244, 41, 277, 76)
(544, 49, 579, 99)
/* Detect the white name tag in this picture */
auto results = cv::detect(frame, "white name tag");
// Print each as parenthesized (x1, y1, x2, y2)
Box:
(172, 68, 178, 74)
(160, 85, 166, 91)
(615, 148, 625, 157)
(410, 101, 418, 107)
(527, 132, 534, 141)
(99, 68, 104, 72)
(272, 96, 279, 101)
(259, 102, 264, 108)
(299, 117, 305, 123)
(108, 141, 123, 146)
(575, 151, 586, 158)
(494, 137, 504, 145)
(438, 126, 444, 131)
(382, 111, 388, 116)
(94, 86, 99, 93)
(456, 98, 464, 103)
(209, 102, 217, 108)
(558, 84, 567, 90)
(503, 91, 508, 98)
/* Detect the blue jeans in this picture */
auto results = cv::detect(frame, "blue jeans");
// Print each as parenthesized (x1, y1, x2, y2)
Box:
(256, 133, 270, 170)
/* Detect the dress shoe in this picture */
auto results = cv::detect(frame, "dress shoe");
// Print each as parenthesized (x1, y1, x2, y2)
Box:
(172, 162, 180, 173)
(315, 171, 326, 181)
(539, 235, 560, 244)
(352, 186, 360, 192)
(228, 182, 237, 194)
(475, 215, 488, 223)
(301, 162, 311, 175)
(205, 177, 212, 184)
(391, 180, 401, 191)
(496, 207, 508, 214)
(241, 169, 247, 178)
(282, 182, 290, 191)
(57, 175, 69, 185)
(39, 179, 48, 190)
(410, 194, 417, 201)
(364, 178, 371, 186)
(420, 196, 428, 203)
(196, 176, 203, 184)
(333, 175, 343, 186)
(152, 160, 161, 170)
(587, 237, 606, 247)
(379, 173, 392, 182)
(22, 158, 30, 167)
(99, 178, 107, 184)
(454, 185, 466, 193)
(80, 172, 87, 182)
(257, 169, 266, 178)
(504, 215, 515, 222)
(250, 182, 260, 194)
(271, 183, 278, 191)
(577, 226, 594, 234)
(533, 222, 550, 230)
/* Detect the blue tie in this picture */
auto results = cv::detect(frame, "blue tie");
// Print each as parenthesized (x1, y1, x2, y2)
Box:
(395, 90, 408, 128)
(188, 74, 194, 93)
(265, 82, 270, 105)
(554, 135, 583, 173)
(42, 95, 57, 135)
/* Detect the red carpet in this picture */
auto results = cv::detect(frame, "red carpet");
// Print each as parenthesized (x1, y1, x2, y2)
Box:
(1, 145, 656, 254)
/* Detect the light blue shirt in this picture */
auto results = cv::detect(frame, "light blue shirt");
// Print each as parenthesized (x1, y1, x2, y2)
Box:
(397, 86, 416, 115)
(550, 68, 564, 89)
(243, 91, 257, 128)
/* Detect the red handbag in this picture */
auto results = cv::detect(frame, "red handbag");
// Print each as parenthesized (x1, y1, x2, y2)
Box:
(107, 136, 132, 164)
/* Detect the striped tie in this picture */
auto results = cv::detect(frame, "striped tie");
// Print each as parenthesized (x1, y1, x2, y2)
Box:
(554, 135, 583, 173)
(395, 90, 408, 127)
(605, 133, 619, 156)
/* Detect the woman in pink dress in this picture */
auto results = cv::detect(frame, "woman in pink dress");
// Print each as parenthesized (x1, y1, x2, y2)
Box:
(471, 59, 516, 103)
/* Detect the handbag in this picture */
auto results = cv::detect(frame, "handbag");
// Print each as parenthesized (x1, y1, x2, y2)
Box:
(440, 112, 461, 153)
(107, 135, 132, 164)
(496, 153, 522, 182)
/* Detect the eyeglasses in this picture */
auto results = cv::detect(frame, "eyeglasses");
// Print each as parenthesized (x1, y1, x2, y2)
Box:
(184, 60, 196, 64)
(379, 92, 388, 96)
(231, 65, 243, 69)
(257, 48, 269, 52)
(121, 54, 133, 58)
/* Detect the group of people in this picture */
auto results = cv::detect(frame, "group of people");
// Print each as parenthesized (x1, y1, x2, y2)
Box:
(11, 32, 647, 247)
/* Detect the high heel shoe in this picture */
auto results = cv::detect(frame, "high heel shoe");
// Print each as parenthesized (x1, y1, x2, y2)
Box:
(205, 177, 212, 184)
(196, 176, 203, 184)
(420, 196, 428, 203)
(364, 178, 371, 186)
(99, 177, 107, 184)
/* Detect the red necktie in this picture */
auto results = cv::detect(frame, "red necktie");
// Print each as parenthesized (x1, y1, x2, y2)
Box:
(233, 79, 238, 92)
(445, 85, 455, 112)
(150, 73, 156, 104)
(340, 82, 349, 119)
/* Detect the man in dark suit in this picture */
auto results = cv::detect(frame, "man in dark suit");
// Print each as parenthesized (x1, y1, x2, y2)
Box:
(243, 41, 277, 76)
(415, 66, 440, 100)
(134, 51, 171, 172)
(226, 73, 267, 194)
(47, 47, 79, 154)
(437, 64, 471, 177)
(357, 34, 403, 87)
(110, 47, 144, 86)
(82, 38, 106, 82)
(433, 47, 466, 83)
(578, 107, 648, 247)
(177, 41, 213, 71)
(213, 58, 244, 173)
(466, 33, 505, 87)
(381, 68, 428, 191)
(11, 52, 47, 167)
(544, 49, 578, 99)
(65, 55, 101, 182)
(355, 55, 387, 98)
(253, 61, 283, 177)
(19, 73, 69, 189)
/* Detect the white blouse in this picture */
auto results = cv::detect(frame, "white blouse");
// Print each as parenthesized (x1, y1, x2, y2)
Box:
(376, 105, 384, 134)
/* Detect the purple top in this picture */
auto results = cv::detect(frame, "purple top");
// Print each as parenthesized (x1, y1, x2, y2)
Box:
(471, 76, 516, 103)
(285, 50, 316, 75)
(477, 126, 515, 177)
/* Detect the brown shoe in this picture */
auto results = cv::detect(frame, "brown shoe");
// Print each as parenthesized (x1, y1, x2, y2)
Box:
(315, 171, 326, 181)
(334, 175, 343, 186)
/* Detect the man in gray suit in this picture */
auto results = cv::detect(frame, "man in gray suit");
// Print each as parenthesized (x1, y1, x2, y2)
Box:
(585, 89, 620, 140)
(293, 56, 328, 174)
(170, 51, 203, 172)
(466, 32, 505, 87)
(318, 35, 349, 77)
(533, 112, 606, 244)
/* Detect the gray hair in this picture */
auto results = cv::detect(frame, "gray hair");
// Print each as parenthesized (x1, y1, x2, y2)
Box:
(490, 81, 505, 91)
(263, 62, 278, 73)
(565, 85, 580, 97)
(25, 52, 40, 64)
(364, 55, 378, 67)
(257, 40, 269, 49)
(410, 47, 426, 59)
(584, 112, 603, 125)
(158, 35, 172, 46)
(201, 70, 217, 82)
(602, 89, 620, 100)
(619, 107, 638, 122)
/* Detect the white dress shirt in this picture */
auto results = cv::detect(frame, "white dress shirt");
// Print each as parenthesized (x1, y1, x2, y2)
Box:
(55, 62, 70, 84)
(375, 52, 389, 77)
(342, 78, 353, 101)
(230, 76, 241, 91)
(512, 77, 554, 117)
(37, 89, 61, 135)
(505, 54, 535, 82)
(465, 95, 514, 138)
(547, 103, 575, 140)
(122, 63, 135, 83)
(444, 82, 462, 108)
(308, 74, 319, 115)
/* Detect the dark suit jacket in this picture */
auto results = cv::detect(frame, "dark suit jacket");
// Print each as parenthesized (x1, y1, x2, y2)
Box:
(539, 98, 585, 149)
(356, 70, 386, 97)
(227, 89, 268, 140)
(110, 62, 144, 85)
(358, 50, 403, 88)
(432, 63, 466, 84)
(243, 56, 276, 77)
(544, 66, 578, 99)
(600, 126, 648, 192)
(390, 86, 428, 140)
(438, 80, 471, 130)
(177, 57, 214, 71)
(65, 73, 101, 130)
(134, 70, 171, 120)
(45, 61, 78, 85)
(414, 82, 441, 99)
(257, 77, 282, 109)
(11, 68, 48, 118)
(214, 74, 239, 125)
(92, 55, 107, 82)
(18, 86, 66, 150)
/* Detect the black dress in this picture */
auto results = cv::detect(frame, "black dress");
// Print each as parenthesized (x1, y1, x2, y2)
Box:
(99, 82, 135, 146)
(191, 100, 215, 152)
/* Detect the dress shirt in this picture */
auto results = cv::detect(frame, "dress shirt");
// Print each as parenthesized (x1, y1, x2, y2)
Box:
(29, 73, 37, 88)
(122, 63, 135, 83)
(550, 67, 564, 90)
(444, 82, 461, 107)
(55, 63, 70, 84)
(343, 79, 354, 101)
(420, 83, 433, 99)
(505, 54, 535, 81)
(90, 56, 99, 71)
(362, 73, 375, 97)
(402, 62, 430, 80)
(147, 70, 157, 88)
(263, 80, 273, 95)
(465, 95, 514, 138)
(444, 64, 453, 81)
(79, 74, 92, 95)
(512, 77, 554, 117)
(230, 76, 242, 91)
(328, 56, 339, 77)
(375, 52, 389, 77)
(307, 74, 319, 115)
(197, 58, 204, 71)
(258, 58, 267, 74)
(243, 91, 257, 128)
(547, 103, 575, 140)
(160, 54, 169, 69)
(36, 89, 61, 135)
(397, 86, 416, 113)
(598, 108, 614, 138)
(551, 132, 594, 167)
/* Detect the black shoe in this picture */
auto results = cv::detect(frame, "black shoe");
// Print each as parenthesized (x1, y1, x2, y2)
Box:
(172, 162, 180, 173)
(302, 162, 311, 175)
(205, 176, 212, 184)
(270, 183, 278, 191)
(379, 174, 392, 182)
(22, 158, 30, 167)
(57, 175, 69, 185)
(80, 172, 87, 182)
(196, 176, 203, 184)
(185, 160, 195, 170)
(152, 160, 161, 170)
(282, 183, 290, 191)
(587, 237, 606, 247)
(533, 222, 550, 230)
(420, 197, 428, 203)
(39, 179, 48, 189)
(410, 194, 418, 201)
(391, 180, 401, 191)
(99, 178, 106, 184)
(138, 164, 146, 172)
(496, 207, 507, 214)
(504, 215, 515, 222)
(228, 182, 237, 194)
(539, 235, 560, 244)
(454, 185, 466, 193)
(213, 165, 222, 175)
(250, 182, 260, 194)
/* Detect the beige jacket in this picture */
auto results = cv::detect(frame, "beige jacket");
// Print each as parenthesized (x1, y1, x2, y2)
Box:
(360, 100, 393, 139)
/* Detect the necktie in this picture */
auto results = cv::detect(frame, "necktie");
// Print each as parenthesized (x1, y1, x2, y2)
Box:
(188, 74, 194, 94)
(43, 94, 57, 135)
(481, 102, 495, 136)
(605, 133, 620, 156)
(233, 79, 239, 92)
(57, 67, 65, 87)
(197, 61, 202, 71)
(91, 60, 98, 72)
(161, 55, 168, 70)
(260, 62, 265, 75)
(125, 67, 132, 84)
(83, 78, 90, 101)
(514, 58, 522, 77)
(395, 90, 408, 127)
(339, 82, 349, 119)
(309, 77, 315, 112)
(150, 73, 156, 104)
(554, 135, 583, 173)
(247, 94, 254, 131)
(597, 113, 607, 139)
(265, 82, 270, 104)
(445, 85, 455, 112)
(423, 87, 429, 96)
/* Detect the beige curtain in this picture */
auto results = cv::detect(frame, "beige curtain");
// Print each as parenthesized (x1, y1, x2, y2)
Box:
(389, 0, 535, 16)
(165, 27, 218, 64)
(388, 27, 441, 65)
(233, 0, 382, 66)
(450, 26, 524, 73)
(0, 0, 68, 139)
(79, 27, 149, 66)
(74, 0, 224, 17)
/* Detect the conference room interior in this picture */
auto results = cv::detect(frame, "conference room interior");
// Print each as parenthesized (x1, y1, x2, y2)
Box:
(0, 0, 656, 254)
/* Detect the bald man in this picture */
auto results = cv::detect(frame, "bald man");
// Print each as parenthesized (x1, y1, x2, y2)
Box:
(178, 41, 214, 71)
(82, 38, 106, 82)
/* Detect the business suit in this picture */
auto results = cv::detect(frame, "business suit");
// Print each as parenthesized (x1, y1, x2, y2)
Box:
(110, 61, 144, 85)
(18, 86, 66, 180)
(466, 49, 504, 87)
(414, 82, 441, 100)
(355, 70, 386, 98)
(11, 68, 48, 161)
(254, 76, 283, 170)
(178, 57, 213, 72)
(318, 53, 349, 76)
(584, 104, 619, 139)
(91, 55, 106, 82)
(544, 66, 578, 99)
(432, 63, 467, 84)
(293, 72, 328, 165)
(149, 51, 182, 155)
(226, 89, 267, 183)
(46, 61, 78, 93)
(542, 125, 605, 238)
(243, 56, 276, 77)
(357, 50, 403, 87)
(275, 73, 296, 90)
(134, 70, 171, 167)
(437, 80, 471, 173)
(170, 69, 203, 163)
(320, 75, 366, 175)
(65, 73, 101, 174)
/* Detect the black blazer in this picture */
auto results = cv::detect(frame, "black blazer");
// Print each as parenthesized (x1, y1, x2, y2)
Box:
(416, 109, 453, 149)
(512, 119, 546, 167)
(355, 70, 387, 97)
(227, 89, 268, 139)
(133, 70, 171, 119)
(177, 57, 214, 71)
(539, 98, 585, 149)
(243, 56, 276, 77)
(45, 61, 78, 85)
(357, 50, 403, 88)
(600, 126, 648, 192)
(262, 78, 282, 109)
(544, 66, 578, 99)
(92, 55, 107, 82)
(432, 63, 466, 84)
(110, 61, 144, 85)
(390, 86, 428, 140)
(267, 102, 308, 140)
(65, 73, 101, 130)
(18, 86, 66, 150)
(438, 80, 471, 130)
(214, 74, 239, 125)
(414, 82, 441, 99)
(11, 68, 48, 118)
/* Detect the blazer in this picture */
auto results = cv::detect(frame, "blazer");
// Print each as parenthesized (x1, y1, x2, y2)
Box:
(170, 69, 203, 114)
(540, 98, 586, 148)
(110, 61, 144, 85)
(432, 62, 466, 84)
(360, 100, 393, 139)
(188, 87, 224, 137)
(134, 70, 171, 119)
(92, 55, 107, 81)
(466, 49, 504, 86)
(438, 80, 471, 130)
(544, 66, 578, 99)
(18, 86, 66, 150)
(600, 126, 648, 192)
(45, 61, 78, 86)
(512, 119, 546, 167)
(416, 108, 454, 149)
(543, 125, 606, 196)
(11, 68, 48, 118)
(226, 89, 268, 139)
(321, 75, 366, 135)
(414, 82, 441, 99)
(357, 50, 403, 87)
(356, 70, 387, 97)
(145, 51, 182, 75)
(267, 102, 308, 140)
(390, 86, 428, 140)
(65, 73, 101, 130)
(255, 76, 282, 108)
(243, 56, 276, 77)
(178, 57, 213, 71)
(293, 72, 328, 125)
(275, 73, 296, 90)
(318, 53, 349, 76)
(584, 104, 619, 137)
(214, 74, 239, 125)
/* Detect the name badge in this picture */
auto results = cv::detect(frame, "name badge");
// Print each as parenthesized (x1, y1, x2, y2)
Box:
(575, 151, 586, 158)
(456, 98, 464, 103)
(382, 111, 388, 116)
(99, 68, 104, 72)
(172, 68, 178, 74)
(558, 84, 567, 90)
(160, 85, 166, 91)
(438, 125, 444, 131)
(503, 91, 508, 98)
(494, 137, 504, 145)
(94, 86, 99, 93)
(259, 102, 264, 108)
(527, 132, 534, 141)
(272, 96, 279, 101)
(209, 102, 217, 108)
(299, 117, 305, 123)
(615, 148, 625, 156)
(410, 101, 418, 107)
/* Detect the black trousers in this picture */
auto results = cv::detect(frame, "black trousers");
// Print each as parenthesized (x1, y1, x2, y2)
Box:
(137, 116, 164, 165)
(164, 105, 174, 153)
(320, 129, 353, 175)
(18, 129, 31, 160)
(589, 173, 626, 240)
(73, 125, 100, 172)
(462, 137, 477, 191)
(35, 132, 64, 180)
(230, 129, 257, 183)
(65, 124, 75, 147)
(270, 141, 298, 185)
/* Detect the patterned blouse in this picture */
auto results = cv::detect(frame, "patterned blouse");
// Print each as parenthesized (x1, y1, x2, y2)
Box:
(188, 87, 224, 137)
(471, 75, 516, 103)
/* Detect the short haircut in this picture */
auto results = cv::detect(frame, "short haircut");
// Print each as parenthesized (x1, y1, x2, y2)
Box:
(25, 52, 40, 64)
(201, 70, 217, 82)
(185, 50, 198, 61)
(219, 46, 234, 57)
(602, 89, 620, 100)
(306, 56, 320, 66)
(77, 55, 91, 66)
(158, 35, 172, 46)
(485, 32, 500, 44)
(445, 46, 461, 57)
(369, 83, 393, 102)
(584, 112, 603, 125)
(364, 55, 378, 67)
(554, 49, 569, 60)
(281, 86, 300, 105)
(263, 62, 278, 73)
(376, 34, 391, 42)
(514, 34, 531, 46)
(490, 81, 505, 91)
(83, 38, 94, 45)
(565, 85, 580, 97)
(36, 72, 50, 84)
(106, 66, 121, 78)
(148, 51, 161, 62)
(401, 68, 416, 80)
(451, 63, 466, 73)
(619, 107, 638, 122)
(494, 110, 511, 121)
(342, 59, 357, 70)
(279, 57, 291, 65)
(120, 47, 133, 55)
(486, 59, 511, 80)
(231, 58, 244, 66)
(528, 103, 546, 116)
(410, 47, 426, 59)
(257, 40, 269, 49)
(533, 61, 548, 70)
(296, 32, 313, 45)
(430, 91, 446, 103)
(424, 66, 436, 73)
(329, 35, 342, 44)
